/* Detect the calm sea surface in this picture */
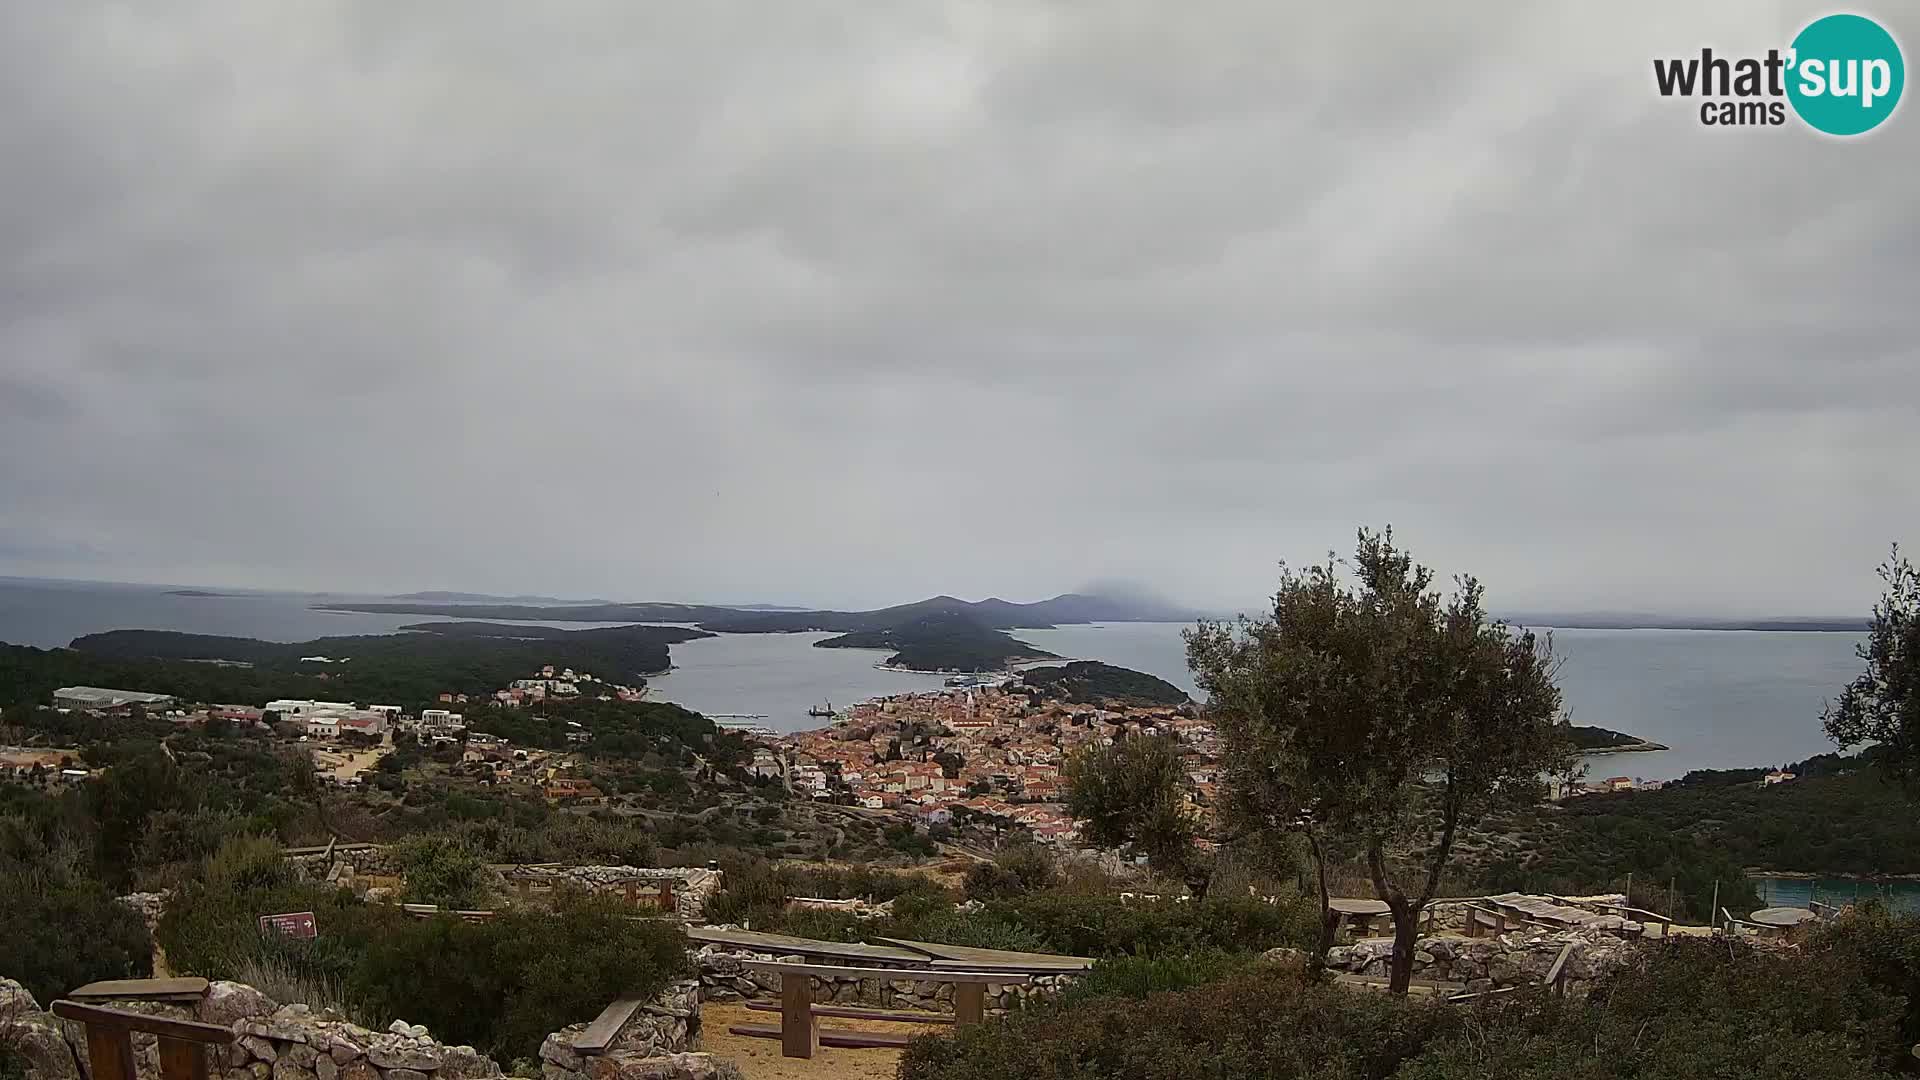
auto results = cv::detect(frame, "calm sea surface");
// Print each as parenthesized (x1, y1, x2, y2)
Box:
(0, 579, 1865, 780)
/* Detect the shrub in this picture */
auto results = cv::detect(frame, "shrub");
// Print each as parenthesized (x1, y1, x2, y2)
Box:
(965, 846, 1059, 902)
(904, 937, 1911, 1080)
(981, 894, 1313, 957)
(393, 834, 490, 908)
(1054, 949, 1255, 1006)
(351, 892, 689, 1060)
(0, 862, 153, 1006)
(900, 966, 1460, 1080)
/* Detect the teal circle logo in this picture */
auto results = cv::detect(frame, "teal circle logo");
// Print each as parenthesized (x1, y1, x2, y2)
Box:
(1787, 14, 1904, 135)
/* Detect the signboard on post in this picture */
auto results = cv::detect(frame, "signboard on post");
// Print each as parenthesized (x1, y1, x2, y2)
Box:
(259, 911, 318, 939)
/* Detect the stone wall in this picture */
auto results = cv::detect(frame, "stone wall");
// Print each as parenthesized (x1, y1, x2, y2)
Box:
(284, 847, 720, 923)
(692, 945, 1075, 1015)
(287, 846, 405, 882)
(504, 867, 721, 924)
(1323, 929, 1637, 995)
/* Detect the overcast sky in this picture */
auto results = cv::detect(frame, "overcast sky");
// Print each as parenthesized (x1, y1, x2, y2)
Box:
(2, 2, 1914, 616)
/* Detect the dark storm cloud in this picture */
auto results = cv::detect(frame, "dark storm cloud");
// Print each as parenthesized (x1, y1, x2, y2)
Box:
(1, 0, 1915, 615)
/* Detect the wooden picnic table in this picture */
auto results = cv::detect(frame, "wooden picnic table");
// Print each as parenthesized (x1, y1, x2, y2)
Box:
(1749, 907, 1819, 930)
(1328, 898, 1393, 935)
(729, 961, 1031, 1060)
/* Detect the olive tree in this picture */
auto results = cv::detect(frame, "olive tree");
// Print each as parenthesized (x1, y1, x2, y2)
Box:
(1824, 545, 1920, 783)
(1064, 732, 1211, 897)
(1186, 528, 1569, 993)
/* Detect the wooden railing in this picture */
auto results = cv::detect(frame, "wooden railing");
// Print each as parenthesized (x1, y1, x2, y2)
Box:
(50, 1001, 234, 1080)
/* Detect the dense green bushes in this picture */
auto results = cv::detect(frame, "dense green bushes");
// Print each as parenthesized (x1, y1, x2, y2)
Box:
(901, 962, 1462, 1080)
(0, 845, 153, 1006)
(392, 834, 489, 908)
(350, 894, 688, 1061)
(902, 935, 1913, 1080)
(156, 839, 688, 1061)
(977, 893, 1315, 957)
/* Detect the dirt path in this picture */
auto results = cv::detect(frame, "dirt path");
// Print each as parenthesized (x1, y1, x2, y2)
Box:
(699, 1001, 947, 1080)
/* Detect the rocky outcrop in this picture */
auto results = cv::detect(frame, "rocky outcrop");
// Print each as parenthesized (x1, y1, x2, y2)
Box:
(1323, 929, 1637, 995)
(691, 945, 1075, 1014)
(116, 892, 172, 935)
(1, 980, 83, 1080)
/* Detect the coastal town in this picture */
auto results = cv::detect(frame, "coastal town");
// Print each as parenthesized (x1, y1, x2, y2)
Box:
(746, 682, 1211, 848)
(6, 656, 1701, 844)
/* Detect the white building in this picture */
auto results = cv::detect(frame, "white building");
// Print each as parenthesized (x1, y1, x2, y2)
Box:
(52, 686, 175, 711)
(415, 709, 465, 737)
(265, 699, 354, 719)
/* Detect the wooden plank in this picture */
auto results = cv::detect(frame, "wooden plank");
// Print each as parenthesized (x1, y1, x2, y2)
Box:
(729, 1025, 915, 1050)
(84, 1020, 136, 1080)
(1447, 986, 1521, 1004)
(953, 982, 985, 1027)
(781, 974, 817, 1059)
(876, 938, 1093, 972)
(740, 961, 1031, 985)
(570, 997, 646, 1054)
(51, 1002, 235, 1045)
(70, 979, 210, 1001)
(157, 1037, 209, 1080)
(687, 926, 927, 964)
(1544, 942, 1575, 992)
(744, 1002, 954, 1025)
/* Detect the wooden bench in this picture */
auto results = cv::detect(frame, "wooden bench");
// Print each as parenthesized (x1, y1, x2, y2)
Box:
(51, 1000, 233, 1080)
(727, 962, 1031, 1059)
(69, 978, 210, 1004)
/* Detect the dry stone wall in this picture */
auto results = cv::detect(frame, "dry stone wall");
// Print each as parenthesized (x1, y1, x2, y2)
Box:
(505, 867, 721, 923)
(283, 847, 720, 922)
(692, 944, 1074, 1015)
(1321, 929, 1637, 995)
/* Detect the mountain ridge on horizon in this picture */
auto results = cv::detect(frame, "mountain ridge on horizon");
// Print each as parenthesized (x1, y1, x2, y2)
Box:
(314, 588, 1207, 632)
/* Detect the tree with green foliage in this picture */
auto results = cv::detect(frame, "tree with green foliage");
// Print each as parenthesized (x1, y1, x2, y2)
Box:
(1186, 528, 1570, 993)
(393, 834, 489, 909)
(1825, 545, 1920, 785)
(1064, 732, 1210, 896)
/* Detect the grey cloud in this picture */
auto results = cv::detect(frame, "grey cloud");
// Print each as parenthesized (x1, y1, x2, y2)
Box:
(0, 0, 1915, 615)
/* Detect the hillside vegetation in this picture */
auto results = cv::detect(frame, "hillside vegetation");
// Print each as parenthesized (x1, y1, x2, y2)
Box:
(815, 612, 1058, 672)
(1020, 661, 1190, 706)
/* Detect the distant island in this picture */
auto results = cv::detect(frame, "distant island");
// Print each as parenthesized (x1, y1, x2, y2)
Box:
(313, 589, 1203, 631)
(165, 589, 234, 598)
(1019, 661, 1190, 707)
(12, 622, 713, 707)
(386, 590, 614, 604)
(815, 612, 1059, 673)
(1567, 724, 1669, 754)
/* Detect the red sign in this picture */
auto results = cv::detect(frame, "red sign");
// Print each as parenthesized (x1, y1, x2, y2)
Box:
(259, 911, 318, 939)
